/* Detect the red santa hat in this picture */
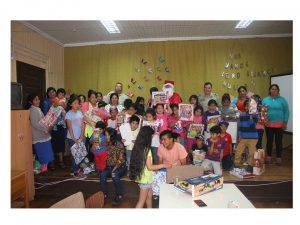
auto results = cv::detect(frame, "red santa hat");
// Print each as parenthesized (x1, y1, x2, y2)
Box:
(164, 80, 175, 85)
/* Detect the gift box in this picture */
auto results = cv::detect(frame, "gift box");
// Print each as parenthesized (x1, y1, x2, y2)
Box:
(253, 149, 266, 175)
(152, 168, 166, 196)
(174, 174, 223, 198)
(192, 151, 206, 166)
(229, 168, 255, 179)
(39, 106, 64, 128)
(70, 141, 88, 165)
(83, 110, 102, 127)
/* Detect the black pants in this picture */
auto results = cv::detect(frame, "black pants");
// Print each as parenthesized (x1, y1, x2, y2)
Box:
(85, 137, 94, 163)
(265, 127, 284, 157)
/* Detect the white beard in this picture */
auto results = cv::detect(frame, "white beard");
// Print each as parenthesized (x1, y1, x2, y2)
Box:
(163, 87, 174, 99)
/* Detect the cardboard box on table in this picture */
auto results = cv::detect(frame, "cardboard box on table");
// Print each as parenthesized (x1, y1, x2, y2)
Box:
(166, 165, 204, 184)
(174, 174, 223, 198)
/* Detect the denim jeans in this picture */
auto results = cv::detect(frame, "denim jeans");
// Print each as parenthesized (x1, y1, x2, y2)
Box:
(256, 129, 264, 149)
(100, 162, 127, 196)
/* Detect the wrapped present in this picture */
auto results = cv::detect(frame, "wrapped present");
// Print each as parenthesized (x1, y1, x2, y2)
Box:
(253, 149, 266, 175)
(249, 97, 258, 114)
(39, 106, 64, 128)
(152, 168, 167, 196)
(83, 110, 102, 127)
(192, 150, 206, 166)
(70, 140, 88, 165)
(174, 174, 223, 198)
(260, 106, 268, 126)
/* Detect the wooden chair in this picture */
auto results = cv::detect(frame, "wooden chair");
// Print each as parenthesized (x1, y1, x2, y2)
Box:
(85, 191, 105, 208)
(50, 192, 85, 208)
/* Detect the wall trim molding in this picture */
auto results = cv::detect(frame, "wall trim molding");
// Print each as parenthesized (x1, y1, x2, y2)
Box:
(19, 21, 64, 47)
(64, 33, 292, 47)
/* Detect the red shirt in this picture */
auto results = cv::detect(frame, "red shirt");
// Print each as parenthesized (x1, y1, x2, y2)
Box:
(220, 132, 232, 156)
(236, 100, 246, 112)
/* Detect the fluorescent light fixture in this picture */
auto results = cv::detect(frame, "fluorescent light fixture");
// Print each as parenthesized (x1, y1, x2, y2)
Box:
(100, 20, 120, 33)
(235, 20, 253, 28)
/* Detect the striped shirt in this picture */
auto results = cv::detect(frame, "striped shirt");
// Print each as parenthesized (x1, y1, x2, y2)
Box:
(238, 112, 258, 139)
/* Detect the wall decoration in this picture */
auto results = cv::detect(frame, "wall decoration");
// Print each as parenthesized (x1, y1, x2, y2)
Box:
(131, 78, 136, 84)
(137, 84, 143, 90)
(159, 56, 166, 63)
(127, 84, 131, 89)
(141, 58, 148, 64)
(232, 73, 236, 79)
(135, 68, 141, 73)
(156, 75, 162, 81)
(165, 67, 170, 73)
(224, 62, 230, 69)
(147, 68, 154, 73)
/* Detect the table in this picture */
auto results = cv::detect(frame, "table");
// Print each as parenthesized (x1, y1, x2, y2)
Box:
(159, 183, 255, 208)
(11, 170, 29, 208)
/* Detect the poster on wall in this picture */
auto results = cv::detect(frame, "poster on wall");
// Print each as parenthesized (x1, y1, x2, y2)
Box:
(152, 91, 168, 105)
(179, 104, 194, 121)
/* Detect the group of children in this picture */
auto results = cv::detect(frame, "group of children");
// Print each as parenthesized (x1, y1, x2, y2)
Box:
(28, 85, 266, 208)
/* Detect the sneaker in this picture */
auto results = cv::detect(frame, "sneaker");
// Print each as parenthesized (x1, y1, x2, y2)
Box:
(112, 195, 123, 205)
(83, 166, 93, 175)
(89, 163, 95, 172)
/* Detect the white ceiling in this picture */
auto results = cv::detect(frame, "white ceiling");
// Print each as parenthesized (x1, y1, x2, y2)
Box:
(20, 20, 292, 47)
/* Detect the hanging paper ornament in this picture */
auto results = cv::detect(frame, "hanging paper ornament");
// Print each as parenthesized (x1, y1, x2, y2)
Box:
(137, 84, 143, 90)
(250, 71, 254, 77)
(156, 67, 161, 72)
(227, 83, 232, 89)
(223, 81, 227, 87)
(127, 90, 134, 98)
(232, 73, 236, 79)
(147, 68, 153, 73)
(131, 78, 137, 84)
(141, 58, 148, 65)
(225, 73, 229, 79)
(224, 62, 230, 69)
(144, 75, 149, 81)
(220, 72, 225, 77)
(229, 53, 234, 59)
(234, 64, 239, 69)
(127, 84, 131, 89)
(159, 56, 166, 63)
(156, 75, 162, 81)
(165, 67, 170, 73)
(135, 68, 141, 73)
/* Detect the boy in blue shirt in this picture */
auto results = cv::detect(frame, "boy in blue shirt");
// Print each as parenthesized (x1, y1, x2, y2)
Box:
(234, 99, 258, 173)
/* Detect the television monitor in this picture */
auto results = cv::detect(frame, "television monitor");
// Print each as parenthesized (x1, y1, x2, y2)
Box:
(11, 82, 23, 110)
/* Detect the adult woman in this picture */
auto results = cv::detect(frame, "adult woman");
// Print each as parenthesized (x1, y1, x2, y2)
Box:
(232, 86, 248, 112)
(105, 93, 124, 113)
(42, 87, 56, 115)
(27, 93, 54, 174)
(100, 127, 126, 205)
(81, 90, 98, 162)
(262, 84, 289, 165)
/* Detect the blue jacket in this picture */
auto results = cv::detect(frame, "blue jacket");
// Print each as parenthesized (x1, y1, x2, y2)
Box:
(238, 112, 258, 139)
(262, 96, 289, 123)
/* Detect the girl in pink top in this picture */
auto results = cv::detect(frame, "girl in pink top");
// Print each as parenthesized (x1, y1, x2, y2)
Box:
(186, 105, 204, 152)
(155, 104, 168, 132)
(167, 104, 185, 145)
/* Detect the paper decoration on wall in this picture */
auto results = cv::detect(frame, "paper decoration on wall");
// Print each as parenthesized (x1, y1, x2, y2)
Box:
(229, 53, 234, 59)
(232, 73, 236, 79)
(147, 68, 154, 73)
(234, 63, 239, 69)
(135, 68, 141, 73)
(156, 75, 162, 81)
(144, 75, 149, 81)
(127, 84, 131, 89)
(220, 72, 225, 77)
(131, 78, 136, 84)
(141, 58, 148, 65)
(223, 81, 227, 87)
(159, 56, 165, 63)
(227, 83, 232, 89)
(156, 67, 162, 72)
(224, 62, 229, 69)
(263, 70, 267, 76)
(165, 67, 170, 73)
(127, 90, 134, 98)
(137, 84, 143, 90)
(225, 73, 229, 79)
